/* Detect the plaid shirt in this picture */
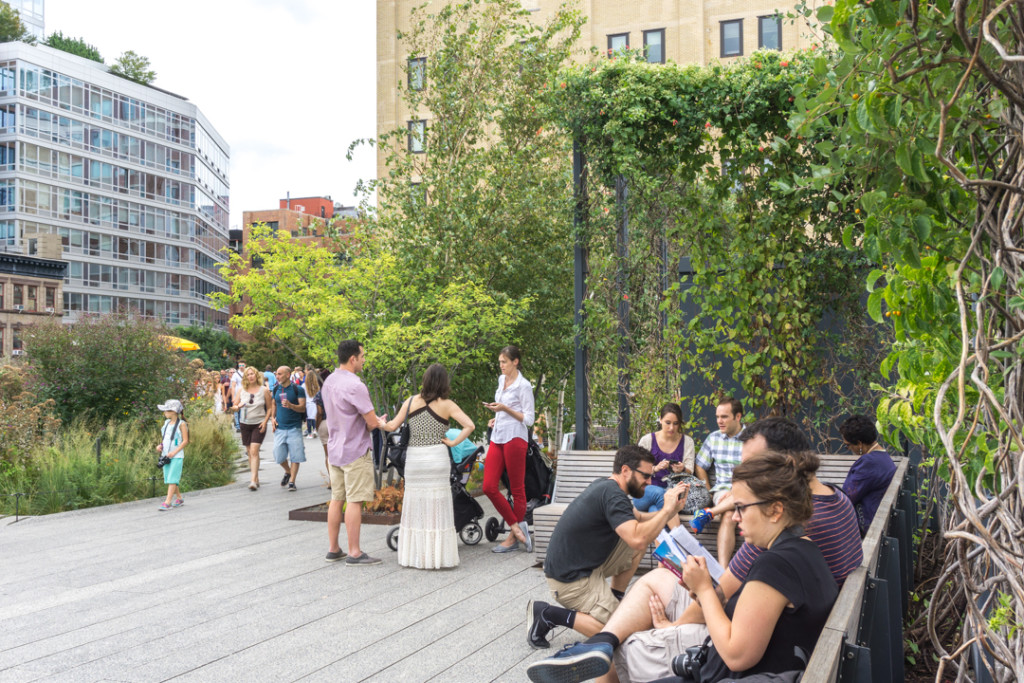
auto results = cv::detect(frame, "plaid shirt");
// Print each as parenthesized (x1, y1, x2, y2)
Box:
(696, 428, 744, 492)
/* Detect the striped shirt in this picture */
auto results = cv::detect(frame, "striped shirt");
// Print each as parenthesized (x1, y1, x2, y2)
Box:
(696, 429, 744, 492)
(729, 485, 863, 587)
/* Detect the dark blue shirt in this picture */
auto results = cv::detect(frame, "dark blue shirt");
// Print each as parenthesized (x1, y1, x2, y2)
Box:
(843, 449, 896, 534)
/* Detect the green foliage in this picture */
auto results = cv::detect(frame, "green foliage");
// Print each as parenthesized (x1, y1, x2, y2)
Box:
(214, 224, 526, 421)
(553, 51, 876, 426)
(110, 50, 155, 85)
(44, 31, 103, 62)
(0, 1, 34, 44)
(23, 313, 190, 424)
(351, 0, 587, 415)
(0, 365, 60, 468)
(173, 325, 243, 371)
(0, 408, 238, 515)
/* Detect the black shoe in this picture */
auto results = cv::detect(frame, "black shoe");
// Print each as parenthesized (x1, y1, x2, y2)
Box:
(288, 482, 297, 492)
(325, 550, 346, 562)
(281, 472, 291, 486)
(527, 599, 552, 649)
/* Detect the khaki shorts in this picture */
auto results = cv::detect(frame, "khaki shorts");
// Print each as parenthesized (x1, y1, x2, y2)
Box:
(613, 583, 710, 683)
(546, 538, 640, 624)
(317, 420, 329, 447)
(329, 451, 374, 503)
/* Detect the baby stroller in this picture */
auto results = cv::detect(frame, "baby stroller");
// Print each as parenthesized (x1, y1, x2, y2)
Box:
(386, 438, 486, 551)
(484, 436, 555, 542)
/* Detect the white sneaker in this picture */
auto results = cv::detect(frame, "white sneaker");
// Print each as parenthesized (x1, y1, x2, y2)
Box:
(248, 481, 257, 491)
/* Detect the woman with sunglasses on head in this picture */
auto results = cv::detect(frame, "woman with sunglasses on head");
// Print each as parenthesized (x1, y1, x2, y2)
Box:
(233, 365, 275, 490)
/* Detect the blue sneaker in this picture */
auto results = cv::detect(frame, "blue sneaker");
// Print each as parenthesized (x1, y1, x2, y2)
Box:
(526, 642, 613, 683)
(690, 508, 713, 534)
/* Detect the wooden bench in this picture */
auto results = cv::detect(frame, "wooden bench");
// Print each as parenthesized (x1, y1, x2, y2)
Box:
(804, 455, 913, 682)
(533, 450, 862, 569)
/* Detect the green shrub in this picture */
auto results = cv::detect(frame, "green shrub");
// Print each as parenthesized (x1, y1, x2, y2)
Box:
(24, 313, 190, 424)
(0, 410, 239, 516)
(0, 365, 60, 469)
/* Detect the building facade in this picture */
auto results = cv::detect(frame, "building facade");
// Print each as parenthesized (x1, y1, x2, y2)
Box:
(0, 42, 231, 329)
(0, 232, 64, 357)
(377, 0, 824, 180)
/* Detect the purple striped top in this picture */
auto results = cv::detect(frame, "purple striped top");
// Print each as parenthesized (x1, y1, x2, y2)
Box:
(729, 485, 863, 587)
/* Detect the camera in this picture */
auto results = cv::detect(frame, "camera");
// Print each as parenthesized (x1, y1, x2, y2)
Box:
(156, 454, 172, 468)
(671, 643, 708, 681)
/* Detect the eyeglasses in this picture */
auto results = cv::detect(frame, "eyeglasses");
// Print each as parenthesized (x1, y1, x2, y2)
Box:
(734, 500, 769, 516)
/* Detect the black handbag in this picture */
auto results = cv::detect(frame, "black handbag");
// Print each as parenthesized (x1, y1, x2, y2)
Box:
(386, 397, 413, 472)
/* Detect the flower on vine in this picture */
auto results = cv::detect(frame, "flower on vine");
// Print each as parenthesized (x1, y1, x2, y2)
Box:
(781, 61, 789, 67)
(705, 122, 711, 128)
(623, 294, 629, 301)
(672, 119, 678, 126)
(560, 82, 566, 89)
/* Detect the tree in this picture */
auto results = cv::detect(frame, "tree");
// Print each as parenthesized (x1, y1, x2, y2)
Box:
(213, 224, 528, 416)
(353, 0, 586, 413)
(791, 0, 1024, 677)
(110, 50, 155, 85)
(173, 325, 242, 371)
(45, 31, 103, 63)
(0, 1, 34, 44)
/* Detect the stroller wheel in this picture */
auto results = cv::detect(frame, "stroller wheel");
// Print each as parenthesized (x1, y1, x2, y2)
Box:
(485, 516, 501, 542)
(460, 522, 483, 546)
(386, 525, 400, 551)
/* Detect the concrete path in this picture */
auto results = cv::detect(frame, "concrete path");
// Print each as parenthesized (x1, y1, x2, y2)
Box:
(0, 433, 578, 682)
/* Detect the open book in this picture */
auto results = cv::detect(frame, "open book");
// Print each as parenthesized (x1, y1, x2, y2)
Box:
(652, 526, 726, 584)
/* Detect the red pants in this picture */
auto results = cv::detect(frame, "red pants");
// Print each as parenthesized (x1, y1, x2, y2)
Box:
(483, 438, 527, 526)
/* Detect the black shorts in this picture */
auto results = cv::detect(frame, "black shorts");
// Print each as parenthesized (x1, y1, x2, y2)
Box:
(240, 422, 266, 447)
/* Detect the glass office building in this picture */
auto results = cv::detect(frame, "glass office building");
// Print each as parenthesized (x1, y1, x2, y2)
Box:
(0, 42, 230, 328)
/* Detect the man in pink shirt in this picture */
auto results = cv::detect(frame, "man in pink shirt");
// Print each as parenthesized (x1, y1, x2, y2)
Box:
(320, 339, 387, 566)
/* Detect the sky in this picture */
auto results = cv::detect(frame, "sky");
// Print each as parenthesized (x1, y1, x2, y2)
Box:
(44, 0, 378, 230)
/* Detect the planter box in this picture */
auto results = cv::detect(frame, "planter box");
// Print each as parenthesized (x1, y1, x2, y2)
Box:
(288, 502, 400, 525)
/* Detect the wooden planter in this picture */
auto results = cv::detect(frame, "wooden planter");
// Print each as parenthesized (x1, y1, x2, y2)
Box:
(288, 502, 401, 525)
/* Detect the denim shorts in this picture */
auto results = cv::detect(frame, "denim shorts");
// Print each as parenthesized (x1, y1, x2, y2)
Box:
(273, 427, 306, 464)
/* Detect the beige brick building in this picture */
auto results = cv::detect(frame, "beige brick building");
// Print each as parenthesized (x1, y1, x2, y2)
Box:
(377, 0, 824, 179)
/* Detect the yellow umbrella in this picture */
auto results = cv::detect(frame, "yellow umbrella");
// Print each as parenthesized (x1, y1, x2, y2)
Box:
(160, 335, 201, 352)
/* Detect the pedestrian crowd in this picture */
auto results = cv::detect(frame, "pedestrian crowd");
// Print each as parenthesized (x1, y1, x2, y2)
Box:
(153, 345, 896, 682)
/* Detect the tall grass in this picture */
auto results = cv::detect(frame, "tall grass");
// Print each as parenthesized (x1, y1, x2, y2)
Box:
(0, 411, 240, 516)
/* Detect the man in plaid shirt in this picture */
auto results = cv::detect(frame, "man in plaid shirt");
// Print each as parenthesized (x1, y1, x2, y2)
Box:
(693, 397, 745, 566)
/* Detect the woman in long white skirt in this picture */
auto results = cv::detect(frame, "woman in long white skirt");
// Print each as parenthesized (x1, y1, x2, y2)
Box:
(383, 364, 474, 569)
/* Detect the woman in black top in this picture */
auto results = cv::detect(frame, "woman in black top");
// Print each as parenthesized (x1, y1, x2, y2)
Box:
(668, 451, 839, 682)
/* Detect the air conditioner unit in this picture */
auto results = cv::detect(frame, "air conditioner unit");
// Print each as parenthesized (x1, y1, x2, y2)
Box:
(11, 349, 25, 356)
(45, 306, 55, 313)
(13, 304, 24, 311)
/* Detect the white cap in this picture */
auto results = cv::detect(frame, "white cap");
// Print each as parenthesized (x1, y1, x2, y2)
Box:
(158, 399, 184, 413)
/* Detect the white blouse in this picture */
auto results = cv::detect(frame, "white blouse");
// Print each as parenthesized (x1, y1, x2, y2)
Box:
(490, 372, 535, 445)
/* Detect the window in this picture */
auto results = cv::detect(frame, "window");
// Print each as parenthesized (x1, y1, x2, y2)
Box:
(13, 284, 23, 306)
(408, 120, 426, 153)
(46, 287, 55, 310)
(758, 15, 781, 50)
(408, 57, 426, 91)
(644, 29, 665, 64)
(27, 285, 37, 311)
(607, 33, 629, 57)
(720, 20, 743, 58)
(12, 326, 23, 351)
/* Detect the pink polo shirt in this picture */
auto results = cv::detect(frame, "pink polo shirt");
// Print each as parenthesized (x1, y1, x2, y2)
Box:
(322, 368, 375, 467)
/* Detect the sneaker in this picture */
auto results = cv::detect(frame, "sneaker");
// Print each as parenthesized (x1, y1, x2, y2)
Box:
(525, 642, 613, 683)
(248, 481, 258, 491)
(288, 482, 297, 492)
(281, 472, 291, 487)
(690, 508, 714, 534)
(520, 521, 534, 553)
(325, 550, 346, 562)
(159, 502, 171, 511)
(526, 600, 552, 649)
(345, 553, 382, 566)
(172, 498, 184, 507)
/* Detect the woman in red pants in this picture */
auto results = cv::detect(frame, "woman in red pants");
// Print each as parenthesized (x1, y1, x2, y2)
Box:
(482, 345, 536, 553)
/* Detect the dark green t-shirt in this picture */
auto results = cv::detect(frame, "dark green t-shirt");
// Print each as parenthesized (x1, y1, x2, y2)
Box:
(544, 478, 636, 583)
(273, 383, 306, 430)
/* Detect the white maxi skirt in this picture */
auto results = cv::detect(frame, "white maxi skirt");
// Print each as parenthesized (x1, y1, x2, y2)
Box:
(398, 443, 460, 569)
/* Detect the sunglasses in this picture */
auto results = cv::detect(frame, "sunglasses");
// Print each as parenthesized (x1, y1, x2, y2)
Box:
(634, 468, 653, 481)
(248, 394, 254, 404)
